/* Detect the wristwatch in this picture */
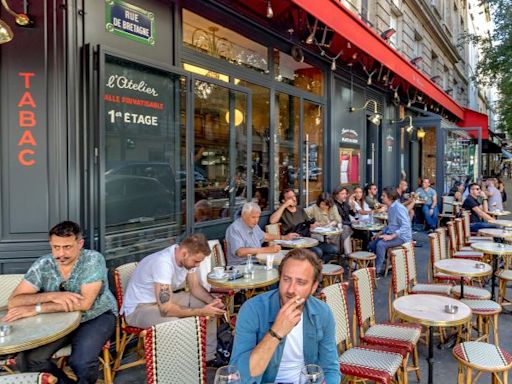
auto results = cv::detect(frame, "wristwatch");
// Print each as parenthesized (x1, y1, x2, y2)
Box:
(35, 303, 42, 314)
(268, 328, 283, 341)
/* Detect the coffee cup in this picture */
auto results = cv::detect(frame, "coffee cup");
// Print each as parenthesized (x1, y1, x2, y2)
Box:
(213, 267, 224, 277)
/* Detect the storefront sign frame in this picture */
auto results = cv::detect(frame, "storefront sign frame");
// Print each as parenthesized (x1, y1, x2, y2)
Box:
(105, 0, 156, 46)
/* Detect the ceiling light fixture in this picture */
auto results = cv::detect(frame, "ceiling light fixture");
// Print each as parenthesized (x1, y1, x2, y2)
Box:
(0, 0, 32, 45)
(350, 99, 382, 126)
(0, 18, 13, 44)
(381, 28, 396, 41)
(417, 129, 426, 139)
(306, 18, 318, 44)
(392, 115, 414, 133)
(410, 56, 423, 66)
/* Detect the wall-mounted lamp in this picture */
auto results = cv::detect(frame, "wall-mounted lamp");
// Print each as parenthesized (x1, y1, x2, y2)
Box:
(410, 57, 423, 66)
(417, 129, 426, 139)
(306, 18, 318, 44)
(266, 0, 274, 18)
(381, 28, 396, 41)
(392, 115, 414, 133)
(225, 108, 244, 126)
(0, 0, 32, 45)
(350, 100, 382, 125)
(430, 75, 441, 83)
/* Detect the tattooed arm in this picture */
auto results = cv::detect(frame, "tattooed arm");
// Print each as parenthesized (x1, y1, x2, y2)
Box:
(154, 283, 225, 318)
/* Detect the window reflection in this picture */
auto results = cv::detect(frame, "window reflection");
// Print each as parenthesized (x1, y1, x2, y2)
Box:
(273, 49, 324, 96)
(304, 101, 324, 204)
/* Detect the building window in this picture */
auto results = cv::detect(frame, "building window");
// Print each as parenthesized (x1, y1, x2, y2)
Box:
(389, 15, 399, 48)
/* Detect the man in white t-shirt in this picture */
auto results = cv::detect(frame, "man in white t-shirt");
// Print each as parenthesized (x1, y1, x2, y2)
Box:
(122, 233, 225, 362)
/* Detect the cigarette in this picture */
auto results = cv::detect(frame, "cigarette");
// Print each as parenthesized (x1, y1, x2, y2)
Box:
(295, 298, 302, 304)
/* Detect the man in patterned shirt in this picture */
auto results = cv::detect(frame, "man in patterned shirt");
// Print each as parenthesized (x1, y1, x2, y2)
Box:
(2, 221, 117, 384)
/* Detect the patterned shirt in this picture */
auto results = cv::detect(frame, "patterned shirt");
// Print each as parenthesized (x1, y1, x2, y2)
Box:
(24, 249, 117, 322)
(225, 218, 266, 266)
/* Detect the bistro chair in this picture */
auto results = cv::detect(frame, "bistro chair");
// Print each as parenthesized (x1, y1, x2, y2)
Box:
(321, 263, 344, 287)
(402, 241, 451, 296)
(437, 195, 457, 227)
(207, 239, 227, 268)
(352, 268, 421, 382)
(453, 341, 512, 384)
(497, 255, 512, 308)
(447, 221, 484, 261)
(0, 373, 57, 384)
(144, 316, 207, 384)
(459, 299, 502, 345)
(347, 251, 377, 284)
(0, 274, 23, 308)
(322, 282, 405, 384)
(112, 262, 145, 375)
(265, 223, 281, 237)
(461, 210, 493, 242)
(388, 249, 410, 322)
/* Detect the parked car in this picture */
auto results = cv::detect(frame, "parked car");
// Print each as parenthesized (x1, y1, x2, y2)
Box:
(105, 175, 173, 225)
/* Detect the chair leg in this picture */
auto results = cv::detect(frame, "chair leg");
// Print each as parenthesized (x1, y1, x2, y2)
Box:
(466, 367, 472, 384)
(413, 346, 420, 382)
(457, 363, 464, 384)
(102, 346, 112, 384)
(493, 313, 500, 346)
(114, 332, 129, 371)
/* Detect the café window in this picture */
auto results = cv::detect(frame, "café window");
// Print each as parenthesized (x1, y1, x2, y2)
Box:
(339, 147, 361, 186)
(182, 9, 268, 74)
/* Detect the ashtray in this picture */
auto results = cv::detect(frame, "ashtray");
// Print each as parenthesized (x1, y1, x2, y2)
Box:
(0, 324, 12, 337)
(444, 305, 459, 314)
(475, 263, 486, 269)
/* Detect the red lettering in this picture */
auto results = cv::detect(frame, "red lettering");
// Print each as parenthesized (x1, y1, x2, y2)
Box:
(19, 72, 35, 89)
(18, 149, 36, 166)
(18, 91, 36, 108)
(19, 111, 36, 127)
(17, 130, 37, 146)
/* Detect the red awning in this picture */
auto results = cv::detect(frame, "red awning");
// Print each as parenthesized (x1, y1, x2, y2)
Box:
(290, 0, 465, 120)
(458, 108, 489, 140)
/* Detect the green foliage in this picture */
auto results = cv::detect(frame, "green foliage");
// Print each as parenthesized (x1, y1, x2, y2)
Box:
(470, 0, 512, 134)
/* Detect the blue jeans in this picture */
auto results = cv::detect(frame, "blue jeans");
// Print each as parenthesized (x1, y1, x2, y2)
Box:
(422, 204, 439, 230)
(17, 310, 116, 384)
(470, 221, 498, 233)
(369, 237, 405, 272)
(310, 242, 339, 263)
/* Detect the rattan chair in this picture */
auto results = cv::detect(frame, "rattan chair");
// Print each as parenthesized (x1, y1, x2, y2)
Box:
(321, 263, 343, 287)
(352, 268, 421, 383)
(265, 223, 281, 237)
(388, 248, 410, 322)
(322, 282, 404, 384)
(460, 299, 502, 345)
(144, 316, 207, 384)
(461, 210, 493, 242)
(0, 373, 57, 384)
(113, 262, 145, 375)
(447, 221, 484, 260)
(453, 341, 512, 383)
(207, 240, 227, 268)
(0, 274, 23, 308)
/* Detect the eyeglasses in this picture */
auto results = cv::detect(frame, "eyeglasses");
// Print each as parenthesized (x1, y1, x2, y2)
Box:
(471, 188, 481, 191)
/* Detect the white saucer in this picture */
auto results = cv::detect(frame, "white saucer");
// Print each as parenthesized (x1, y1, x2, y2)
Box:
(208, 272, 229, 280)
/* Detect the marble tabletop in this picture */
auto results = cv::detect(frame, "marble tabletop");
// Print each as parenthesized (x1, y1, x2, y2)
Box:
(477, 228, 512, 238)
(273, 237, 319, 249)
(470, 241, 512, 255)
(493, 219, 512, 228)
(207, 265, 279, 290)
(485, 210, 512, 217)
(351, 222, 385, 231)
(393, 294, 471, 327)
(373, 213, 388, 221)
(0, 309, 81, 355)
(311, 226, 342, 236)
(255, 250, 289, 266)
(434, 258, 492, 278)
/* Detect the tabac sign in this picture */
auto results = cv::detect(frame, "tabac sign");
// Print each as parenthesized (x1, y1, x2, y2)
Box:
(105, 0, 155, 46)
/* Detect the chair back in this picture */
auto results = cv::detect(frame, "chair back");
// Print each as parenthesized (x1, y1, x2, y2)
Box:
(352, 268, 376, 328)
(435, 227, 448, 260)
(455, 218, 465, 250)
(402, 242, 417, 286)
(265, 223, 281, 236)
(390, 249, 409, 296)
(461, 210, 471, 239)
(442, 195, 455, 214)
(0, 372, 57, 384)
(144, 316, 207, 384)
(446, 221, 458, 254)
(114, 262, 138, 311)
(208, 240, 226, 268)
(321, 282, 352, 352)
(428, 232, 441, 282)
(0, 274, 23, 308)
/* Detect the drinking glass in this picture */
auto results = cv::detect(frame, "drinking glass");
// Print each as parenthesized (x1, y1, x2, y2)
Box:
(301, 364, 325, 384)
(214, 365, 241, 384)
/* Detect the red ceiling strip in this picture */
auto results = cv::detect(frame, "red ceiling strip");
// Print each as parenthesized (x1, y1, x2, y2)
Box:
(290, 0, 465, 120)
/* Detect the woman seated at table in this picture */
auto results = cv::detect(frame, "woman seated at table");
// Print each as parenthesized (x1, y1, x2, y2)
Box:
(349, 186, 373, 222)
(305, 192, 341, 246)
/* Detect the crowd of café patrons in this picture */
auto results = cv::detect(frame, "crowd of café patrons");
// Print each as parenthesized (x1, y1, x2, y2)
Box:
(0, 177, 506, 383)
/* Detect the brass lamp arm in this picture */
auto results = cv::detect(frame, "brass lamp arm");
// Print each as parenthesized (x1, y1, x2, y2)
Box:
(1, 0, 30, 26)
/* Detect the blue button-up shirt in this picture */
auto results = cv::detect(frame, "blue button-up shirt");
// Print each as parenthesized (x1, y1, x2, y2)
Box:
(230, 289, 341, 384)
(383, 200, 412, 242)
(225, 218, 266, 266)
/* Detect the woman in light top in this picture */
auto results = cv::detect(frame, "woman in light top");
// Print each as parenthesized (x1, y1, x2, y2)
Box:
(350, 186, 373, 222)
(305, 192, 341, 227)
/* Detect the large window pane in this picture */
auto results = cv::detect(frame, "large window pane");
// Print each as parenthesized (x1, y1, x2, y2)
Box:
(274, 93, 300, 205)
(303, 101, 324, 204)
(102, 55, 185, 258)
(273, 49, 324, 96)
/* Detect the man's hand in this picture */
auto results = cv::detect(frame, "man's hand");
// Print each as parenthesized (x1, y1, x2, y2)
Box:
(202, 300, 226, 317)
(268, 245, 281, 253)
(429, 208, 434, 216)
(2, 306, 36, 322)
(379, 234, 394, 241)
(50, 292, 85, 312)
(283, 199, 295, 208)
(271, 295, 304, 337)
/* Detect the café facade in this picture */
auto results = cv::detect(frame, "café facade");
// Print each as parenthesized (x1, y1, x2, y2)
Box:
(0, 0, 487, 271)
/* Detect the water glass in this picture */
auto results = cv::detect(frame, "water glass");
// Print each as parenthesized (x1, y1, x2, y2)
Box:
(301, 364, 325, 384)
(266, 254, 275, 270)
(214, 365, 241, 384)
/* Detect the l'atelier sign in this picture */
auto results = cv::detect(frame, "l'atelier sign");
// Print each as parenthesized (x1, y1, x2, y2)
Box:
(340, 128, 359, 144)
(105, 0, 156, 46)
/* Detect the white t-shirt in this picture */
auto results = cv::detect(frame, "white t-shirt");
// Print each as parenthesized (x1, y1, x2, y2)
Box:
(353, 201, 371, 222)
(121, 244, 193, 316)
(275, 314, 305, 384)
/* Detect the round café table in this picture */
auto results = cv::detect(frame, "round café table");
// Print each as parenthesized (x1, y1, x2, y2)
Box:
(207, 265, 279, 291)
(0, 309, 81, 355)
(373, 212, 388, 222)
(485, 210, 512, 217)
(478, 228, 512, 239)
(493, 219, 512, 228)
(351, 222, 385, 246)
(393, 294, 472, 384)
(310, 226, 342, 243)
(434, 258, 491, 299)
(470, 241, 512, 301)
(274, 237, 319, 249)
(255, 250, 289, 266)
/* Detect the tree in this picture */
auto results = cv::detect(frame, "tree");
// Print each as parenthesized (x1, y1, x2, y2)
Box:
(468, 0, 512, 134)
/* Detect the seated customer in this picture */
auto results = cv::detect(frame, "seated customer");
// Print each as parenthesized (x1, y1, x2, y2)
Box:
(415, 178, 438, 231)
(333, 186, 355, 257)
(369, 187, 412, 276)
(122, 233, 225, 363)
(397, 180, 415, 220)
(226, 202, 297, 266)
(230, 248, 341, 384)
(3, 221, 117, 384)
(462, 183, 497, 232)
(305, 192, 342, 245)
(350, 186, 373, 222)
(270, 188, 338, 263)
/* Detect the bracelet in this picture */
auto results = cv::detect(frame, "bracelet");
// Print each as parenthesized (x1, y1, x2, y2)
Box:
(268, 328, 283, 341)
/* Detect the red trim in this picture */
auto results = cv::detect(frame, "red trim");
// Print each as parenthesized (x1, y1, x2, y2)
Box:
(290, 0, 464, 119)
(458, 108, 489, 139)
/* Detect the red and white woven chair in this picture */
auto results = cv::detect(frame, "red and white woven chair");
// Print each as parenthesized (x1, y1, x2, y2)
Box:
(0, 274, 24, 374)
(447, 221, 484, 261)
(461, 210, 493, 242)
(459, 299, 502, 345)
(430, 230, 465, 285)
(402, 242, 451, 296)
(453, 341, 512, 383)
(352, 268, 421, 383)
(113, 262, 145, 375)
(322, 282, 404, 384)
(144, 316, 207, 384)
(388, 248, 410, 322)
(0, 373, 57, 384)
